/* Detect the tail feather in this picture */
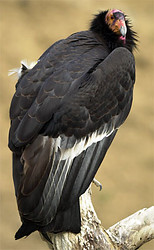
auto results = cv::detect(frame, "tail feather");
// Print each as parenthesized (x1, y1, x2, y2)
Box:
(45, 199, 81, 234)
(15, 221, 39, 240)
(15, 199, 81, 240)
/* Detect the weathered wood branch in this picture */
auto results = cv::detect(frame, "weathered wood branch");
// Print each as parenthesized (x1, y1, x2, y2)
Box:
(40, 188, 154, 249)
(107, 206, 154, 249)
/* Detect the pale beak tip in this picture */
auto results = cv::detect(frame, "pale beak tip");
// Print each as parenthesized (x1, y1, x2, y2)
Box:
(120, 25, 127, 37)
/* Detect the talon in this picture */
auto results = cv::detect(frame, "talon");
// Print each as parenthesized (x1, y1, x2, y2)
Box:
(93, 178, 102, 191)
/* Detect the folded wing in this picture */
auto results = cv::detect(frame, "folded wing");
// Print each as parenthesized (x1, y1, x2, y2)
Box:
(9, 44, 135, 236)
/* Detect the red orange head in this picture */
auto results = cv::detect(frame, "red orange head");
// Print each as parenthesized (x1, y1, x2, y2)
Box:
(105, 9, 127, 42)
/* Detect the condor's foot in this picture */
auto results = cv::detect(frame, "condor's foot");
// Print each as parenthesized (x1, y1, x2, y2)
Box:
(92, 178, 102, 191)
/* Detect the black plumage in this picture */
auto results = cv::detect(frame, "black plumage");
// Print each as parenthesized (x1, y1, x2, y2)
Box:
(8, 9, 137, 240)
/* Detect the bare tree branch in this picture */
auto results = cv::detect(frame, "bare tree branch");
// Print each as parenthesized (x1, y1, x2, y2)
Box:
(40, 188, 154, 249)
(107, 206, 154, 249)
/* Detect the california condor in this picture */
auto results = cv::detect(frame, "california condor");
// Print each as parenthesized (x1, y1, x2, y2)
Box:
(8, 9, 137, 240)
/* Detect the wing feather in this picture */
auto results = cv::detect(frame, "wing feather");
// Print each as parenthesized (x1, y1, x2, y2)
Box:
(18, 136, 75, 225)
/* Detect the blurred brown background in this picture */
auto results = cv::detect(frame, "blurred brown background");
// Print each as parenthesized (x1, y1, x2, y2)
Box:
(0, 0, 154, 249)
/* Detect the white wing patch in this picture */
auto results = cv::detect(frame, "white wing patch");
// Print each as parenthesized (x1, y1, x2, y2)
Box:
(59, 127, 114, 161)
(43, 128, 115, 209)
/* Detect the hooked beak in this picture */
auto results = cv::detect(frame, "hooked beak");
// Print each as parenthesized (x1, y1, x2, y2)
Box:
(118, 20, 127, 37)
(120, 24, 127, 37)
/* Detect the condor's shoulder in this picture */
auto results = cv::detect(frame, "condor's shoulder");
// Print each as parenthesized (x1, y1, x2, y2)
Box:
(43, 47, 135, 138)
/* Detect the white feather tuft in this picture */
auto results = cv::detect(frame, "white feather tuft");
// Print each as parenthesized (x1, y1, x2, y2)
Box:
(8, 59, 38, 79)
(21, 59, 38, 70)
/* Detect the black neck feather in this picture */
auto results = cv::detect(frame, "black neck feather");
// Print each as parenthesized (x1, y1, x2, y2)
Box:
(90, 11, 138, 53)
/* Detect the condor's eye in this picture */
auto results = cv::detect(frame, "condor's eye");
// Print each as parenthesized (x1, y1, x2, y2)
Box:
(111, 15, 114, 20)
